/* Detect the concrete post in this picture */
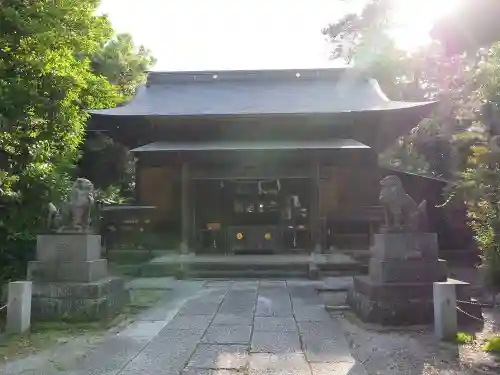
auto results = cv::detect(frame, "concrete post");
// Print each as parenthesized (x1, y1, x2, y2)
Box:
(6, 281, 32, 334)
(433, 282, 457, 341)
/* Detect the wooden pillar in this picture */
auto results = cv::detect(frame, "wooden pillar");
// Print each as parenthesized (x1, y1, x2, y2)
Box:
(134, 156, 142, 204)
(310, 157, 322, 254)
(180, 161, 190, 254)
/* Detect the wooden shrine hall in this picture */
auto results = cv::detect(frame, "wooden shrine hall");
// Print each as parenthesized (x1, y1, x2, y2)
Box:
(89, 68, 469, 255)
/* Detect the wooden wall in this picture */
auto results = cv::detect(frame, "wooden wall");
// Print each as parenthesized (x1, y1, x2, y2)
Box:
(137, 165, 178, 227)
(320, 166, 380, 217)
(134, 160, 474, 254)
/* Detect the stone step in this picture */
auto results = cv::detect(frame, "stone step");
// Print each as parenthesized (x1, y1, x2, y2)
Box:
(320, 269, 366, 277)
(189, 262, 310, 271)
(318, 262, 366, 272)
(140, 262, 310, 278)
(336, 250, 371, 266)
(108, 263, 142, 277)
(106, 249, 169, 264)
(231, 249, 278, 255)
(325, 305, 351, 312)
(185, 269, 308, 279)
(137, 253, 364, 279)
(141, 266, 363, 279)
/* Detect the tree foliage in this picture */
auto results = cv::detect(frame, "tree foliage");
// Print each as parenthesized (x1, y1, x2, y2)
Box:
(453, 143, 500, 285)
(0, 0, 120, 282)
(77, 33, 156, 197)
(324, 0, 482, 178)
(450, 44, 500, 285)
(78, 132, 135, 197)
(325, 0, 500, 284)
(91, 33, 156, 100)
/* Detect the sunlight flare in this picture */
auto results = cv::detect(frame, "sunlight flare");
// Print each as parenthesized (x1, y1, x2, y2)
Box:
(390, 0, 463, 50)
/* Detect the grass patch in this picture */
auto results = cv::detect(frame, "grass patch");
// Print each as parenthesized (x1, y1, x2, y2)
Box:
(0, 321, 106, 363)
(0, 288, 168, 363)
(125, 289, 168, 314)
(455, 332, 475, 345)
(483, 336, 500, 353)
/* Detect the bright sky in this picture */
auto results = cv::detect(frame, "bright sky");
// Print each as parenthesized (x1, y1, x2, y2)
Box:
(98, 0, 462, 72)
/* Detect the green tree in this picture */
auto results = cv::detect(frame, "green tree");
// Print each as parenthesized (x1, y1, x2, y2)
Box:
(323, 0, 481, 178)
(325, 0, 500, 285)
(0, 0, 120, 282)
(77, 33, 156, 196)
(449, 43, 500, 287)
(78, 132, 135, 197)
(91, 33, 156, 100)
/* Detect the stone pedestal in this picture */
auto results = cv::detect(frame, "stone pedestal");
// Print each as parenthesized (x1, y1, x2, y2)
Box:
(347, 233, 481, 325)
(28, 234, 129, 321)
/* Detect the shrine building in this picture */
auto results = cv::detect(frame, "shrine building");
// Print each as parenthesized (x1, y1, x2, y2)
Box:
(89, 68, 470, 256)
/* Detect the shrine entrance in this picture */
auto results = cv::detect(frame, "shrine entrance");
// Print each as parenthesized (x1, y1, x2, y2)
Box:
(194, 177, 311, 254)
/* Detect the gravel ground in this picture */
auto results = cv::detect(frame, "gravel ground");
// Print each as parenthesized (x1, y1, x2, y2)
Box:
(338, 308, 500, 375)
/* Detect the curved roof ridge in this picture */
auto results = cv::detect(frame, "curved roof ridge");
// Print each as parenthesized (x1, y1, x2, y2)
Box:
(89, 67, 437, 117)
(146, 67, 362, 86)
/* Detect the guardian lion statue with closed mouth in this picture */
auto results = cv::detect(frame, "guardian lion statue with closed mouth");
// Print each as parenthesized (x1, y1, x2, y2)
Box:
(379, 175, 428, 233)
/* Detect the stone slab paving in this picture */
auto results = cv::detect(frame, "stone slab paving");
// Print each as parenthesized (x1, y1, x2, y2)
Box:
(0, 278, 366, 375)
(141, 279, 367, 375)
(250, 331, 303, 354)
(119, 328, 205, 375)
(253, 316, 297, 331)
(212, 312, 254, 326)
(201, 325, 253, 344)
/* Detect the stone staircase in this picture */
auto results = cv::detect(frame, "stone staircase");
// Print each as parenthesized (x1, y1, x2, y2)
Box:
(106, 252, 366, 279)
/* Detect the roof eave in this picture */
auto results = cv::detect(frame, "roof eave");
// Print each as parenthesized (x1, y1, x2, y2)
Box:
(130, 139, 371, 153)
(87, 101, 438, 118)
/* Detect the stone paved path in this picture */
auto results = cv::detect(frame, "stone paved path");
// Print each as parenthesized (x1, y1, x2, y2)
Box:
(117, 280, 366, 375)
(1, 279, 367, 375)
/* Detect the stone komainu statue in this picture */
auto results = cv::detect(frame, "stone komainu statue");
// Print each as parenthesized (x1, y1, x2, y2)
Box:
(379, 175, 428, 233)
(47, 178, 95, 232)
(47, 202, 62, 231)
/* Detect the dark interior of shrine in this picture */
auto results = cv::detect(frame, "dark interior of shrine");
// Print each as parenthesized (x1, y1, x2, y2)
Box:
(194, 178, 312, 253)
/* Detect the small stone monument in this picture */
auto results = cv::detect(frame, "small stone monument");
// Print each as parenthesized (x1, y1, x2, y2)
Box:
(28, 178, 129, 321)
(347, 176, 481, 325)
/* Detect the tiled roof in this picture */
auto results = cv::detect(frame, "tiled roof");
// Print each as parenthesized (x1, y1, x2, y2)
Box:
(89, 68, 436, 117)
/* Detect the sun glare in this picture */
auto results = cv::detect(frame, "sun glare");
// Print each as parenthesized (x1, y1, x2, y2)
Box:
(390, 0, 463, 51)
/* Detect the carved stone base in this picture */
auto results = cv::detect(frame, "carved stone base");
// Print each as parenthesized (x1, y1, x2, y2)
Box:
(347, 285, 434, 325)
(369, 258, 447, 283)
(30, 233, 128, 321)
(36, 234, 101, 262)
(30, 277, 129, 321)
(348, 276, 482, 326)
(372, 233, 439, 260)
(27, 259, 108, 283)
